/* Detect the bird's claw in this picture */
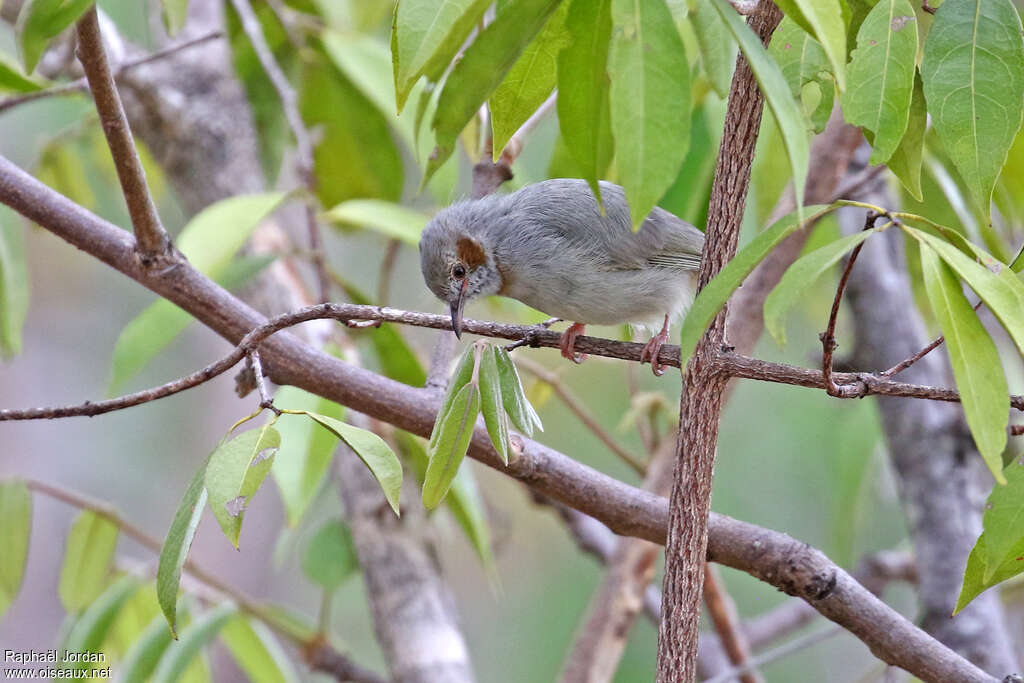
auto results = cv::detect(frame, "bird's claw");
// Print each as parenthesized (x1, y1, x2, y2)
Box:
(559, 322, 589, 365)
(640, 319, 671, 377)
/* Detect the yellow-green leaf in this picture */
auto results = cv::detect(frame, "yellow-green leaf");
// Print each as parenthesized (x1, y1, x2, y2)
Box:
(205, 424, 281, 548)
(0, 480, 30, 617)
(59, 511, 119, 613)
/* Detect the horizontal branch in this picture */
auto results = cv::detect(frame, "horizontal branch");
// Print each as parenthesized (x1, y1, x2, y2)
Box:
(0, 155, 997, 682)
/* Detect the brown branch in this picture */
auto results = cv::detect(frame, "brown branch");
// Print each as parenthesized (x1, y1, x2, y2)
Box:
(703, 564, 762, 683)
(658, 6, 782, 680)
(305, 643, 388, 683)
(0, 31, 223, 115)
(821, 213, 876, 395)
(879, 300, 984, 378)
(0, 155, 1000, 683)
(75, 7, 169, 262)
(228, 0, 329, 303)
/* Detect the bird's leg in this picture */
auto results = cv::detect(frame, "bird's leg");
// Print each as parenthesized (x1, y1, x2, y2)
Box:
(559, 322, 588, 364)
(640, 315, 671, 376)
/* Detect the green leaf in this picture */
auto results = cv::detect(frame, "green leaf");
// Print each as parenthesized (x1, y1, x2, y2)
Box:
(304, 412, 403, 514)
(841, 0, 918, 164)
(0, 51, 45, 92)
(494, 347, 543, 436)
(162, 0, 189, 36)
(301, 52, 404, 206)
(391, 0, 493, 112)
(921, 0, 1024, 221)
(0, 480, 30, 618)
(61, 575, 141, 671)
(103, 582, 160, 659)
(478, 347, 511, 465)
(978, 453, 1024, 579)
(557, 0, 614, 201)
(957, 466, 1024, 614)
(490, 0, 570, 156)
(433, 348, 478, 441)
(764, 229, 876, 346)
(609, 0, 691, 229)
(711, 0, 810, 216)
(206, 424, 281, 548)
(220, 615, 299, 683)
(424, 382, 481, 509)
(16, 0, 94, 74)
(768, 18, 835, 134)
(887, 70, 927, 200)
(920, 244, 1008, 484)
(59, 510, 119, 613)
(691, 2, 737, 99)
(773, 0, 847, 91)
(109, 193, 286, 393)
(398, 432, 495, 569)
(152, 603, 237, 683)
(271, 387, 343, 527)
(121, 609, 188, 683)
(425, 0, 564, 182)
(302, 519, 358, 591)
(322, 199, 429, 245)
(904, 227, 1024, 359)
(679, 204, 837, 369)
(157, 462, 209, 636)
(0, 208, 29, 357)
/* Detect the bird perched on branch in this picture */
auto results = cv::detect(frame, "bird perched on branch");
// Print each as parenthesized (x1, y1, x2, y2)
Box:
(419, 178, 705, 375)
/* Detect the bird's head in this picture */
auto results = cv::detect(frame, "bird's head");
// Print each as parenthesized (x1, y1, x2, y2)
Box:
(419, 204, 502, 338)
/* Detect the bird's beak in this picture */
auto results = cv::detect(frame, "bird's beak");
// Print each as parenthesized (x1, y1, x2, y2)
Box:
(449, 279, 469, 339)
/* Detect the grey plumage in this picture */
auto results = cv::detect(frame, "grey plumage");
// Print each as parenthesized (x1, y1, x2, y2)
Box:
(419, 178, 705, 331)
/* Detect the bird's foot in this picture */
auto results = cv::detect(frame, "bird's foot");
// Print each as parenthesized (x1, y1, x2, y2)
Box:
(640, 316, 671, 376)
(559, 322, 588, 364)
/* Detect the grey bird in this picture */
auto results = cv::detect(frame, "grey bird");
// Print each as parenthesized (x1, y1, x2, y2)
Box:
(419, 179, 705, 375)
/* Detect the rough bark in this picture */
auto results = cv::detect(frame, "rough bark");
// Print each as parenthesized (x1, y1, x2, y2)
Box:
(657, 5, 782, 681)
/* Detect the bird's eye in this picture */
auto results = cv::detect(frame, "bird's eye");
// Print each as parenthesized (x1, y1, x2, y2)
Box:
(452, 264, 467, 279)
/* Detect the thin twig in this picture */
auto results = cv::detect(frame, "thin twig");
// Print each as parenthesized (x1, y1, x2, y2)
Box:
(4, 301, 1024, 421)
(703, 564, 763, 683)
(75, 6, 169, 261)
(514, 355, 646, 474)
(704, 626, 844, 683)
(880, 300, 984, 378)
(0, 31, 223, 115)
(821, 212, 878, 395)
(229, 0, 330, 303)
(249, 350, 275, 410)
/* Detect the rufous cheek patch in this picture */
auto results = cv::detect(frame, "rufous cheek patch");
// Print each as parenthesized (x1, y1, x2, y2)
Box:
(456, 236, 487, 268)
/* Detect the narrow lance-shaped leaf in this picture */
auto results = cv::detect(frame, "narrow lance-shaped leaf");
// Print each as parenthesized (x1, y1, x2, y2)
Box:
(0, 52, 45, 93)
(978, 455, 1024, 580)
(494, 347, 543, 436)
(609, 0, 691, 229)
(424, 381, 482, 510)
(904, 227, 1024, 359)
(957, 460, 1024, 612)
(711, 0, 810, 217)
(840, 0, 918, 164)
(391, 0, 493, 112)
(151, 603, 238, 683)
(220, 615, 300, 683)
(304, 412, 403, 515)
(0, 480, 31, 618)
(478, 346, 511, 465)
(772, 0, 847, 91)
(322, 199, 430, 246)
(920, 244, 1008, 484)
(921, 0, 1024, 222)
(61, 575, 141, 673)
(162, 0, 190, 36)
(0, 208, 29, 357)
(121, 607, 191, 683)
(59, 510, 120, 613)
(205, 424, 282, 548)
(425, 0, 564, 183)
(490, 0, 570, 157)
(764, 229, 876, 346)
(17, 0, 94, 73)
(557, 0, 613, 202)
(887, 70, 927, 201)
(678, 204, 838, 369)
(432, 348, 479, 450)
(157, 462, 209, 636)
(691, 2, 737, 99)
